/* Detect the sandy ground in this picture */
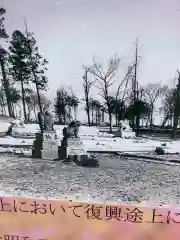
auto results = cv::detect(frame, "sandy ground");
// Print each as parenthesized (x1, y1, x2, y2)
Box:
(0, 154, 180, 206)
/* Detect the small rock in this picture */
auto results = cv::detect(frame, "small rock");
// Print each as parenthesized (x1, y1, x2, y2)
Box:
(155, 147, 165, 155)
(161, 143, 166, 147)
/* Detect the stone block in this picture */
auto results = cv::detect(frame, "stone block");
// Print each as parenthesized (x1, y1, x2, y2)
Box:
(73, 154, 99, 167)
(65, 137, 87, 157)
(58, 146, 67, 160)
(42, 141, 58, 150)
(67, 146, 86, 156)
(32, 131, 59, 160)
(41, 149, 58, 160)
(67, 138, 81, 146)
(42, 131, 58, 141)
(114, 130, 122, 138)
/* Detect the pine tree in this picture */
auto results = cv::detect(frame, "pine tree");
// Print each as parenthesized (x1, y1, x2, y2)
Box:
(0, 8, 8, 38)
(0, 7, 14, 117)
(8, 87, 21, 117)
(25, 31, 48, 114)
(9, 30, 31, 122)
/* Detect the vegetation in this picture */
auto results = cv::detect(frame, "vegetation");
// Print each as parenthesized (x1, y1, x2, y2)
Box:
(1, 6, 180, 139)
(0, 7, 48, 122)
(54, 87, 79, 124)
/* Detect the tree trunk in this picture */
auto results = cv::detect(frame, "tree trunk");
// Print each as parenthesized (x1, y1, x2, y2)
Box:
(27, 109, 31, 121)
(172, 97, 179, 139)
(86, 108, 91, 126)
(85, 98, 91, 127)
(96, 110, 98, 126)
(0, 56, 14, 118)
(58, 115, 61, 124)
(36, 85, 43, 114)
(107, 103, 112, 133)
(14, 105, 17, 118)
(172, 115, 179, 139)
(115, 112, 118, 126)
(98, 110, 101, 125)
(171, 117, 173, 128)
(20, 78, 27, 122)
(12, 104, 15, 118)
(63, 111, 66, 124)
(69, 106, 72, 120)
(32, 72, 43, 115)
(172, 92, 180, 139)
(109, 111, 112, 133)
(4, 106, 6, 115)
(131, 116, 135, 131)
(0, 97, 6, 115)
(150, 104, 154, 126)
(102, 110, 104, 122)
(0, 103, 3, 114)
(161, 115, 169, 128)
(135, 115, 140, 137)
(91, 110, 94, 125)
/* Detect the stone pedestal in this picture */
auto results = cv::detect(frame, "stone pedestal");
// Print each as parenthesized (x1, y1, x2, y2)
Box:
(32, 131, 58, 160)
(58, 137, 87, 161)
(67, 138, 87, 156)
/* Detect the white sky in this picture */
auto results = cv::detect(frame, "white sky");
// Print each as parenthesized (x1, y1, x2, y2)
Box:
(1, 0, 180, 104)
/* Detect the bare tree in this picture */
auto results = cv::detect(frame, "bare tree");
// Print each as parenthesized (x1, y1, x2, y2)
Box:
(24, 90, 51, 121)
(66, 86, 79, 120)
(82, 66, 94, 126)
(141, 83, 163, 126)
(90, 56, 120, 133)
(25, 89, 38, 121)
(159, 85, 173, 127)
(116, 64, 135, 100)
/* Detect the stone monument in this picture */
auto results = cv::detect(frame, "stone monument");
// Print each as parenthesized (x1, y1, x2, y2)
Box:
(6, 118, 25, 136)
(59, 120, 88, 163)
(32, 111, 58, 160)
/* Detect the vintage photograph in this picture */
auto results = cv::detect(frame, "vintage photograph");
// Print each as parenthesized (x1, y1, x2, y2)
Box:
(0, 0, 180, 207)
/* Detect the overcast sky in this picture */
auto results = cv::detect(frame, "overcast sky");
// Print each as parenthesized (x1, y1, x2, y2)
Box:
(1, 0, 180, 100)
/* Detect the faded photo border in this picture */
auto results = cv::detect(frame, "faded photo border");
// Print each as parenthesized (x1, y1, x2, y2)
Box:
(0, 196, 179, 240)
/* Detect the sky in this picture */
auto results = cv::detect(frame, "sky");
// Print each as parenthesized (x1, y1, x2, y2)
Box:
(1, 0, 180, 103)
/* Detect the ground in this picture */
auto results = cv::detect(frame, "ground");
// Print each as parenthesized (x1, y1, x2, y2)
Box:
(0, 122, 179, 206)
(0, 153, 180, 206)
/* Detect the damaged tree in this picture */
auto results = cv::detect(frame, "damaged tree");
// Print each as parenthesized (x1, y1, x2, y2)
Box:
(141, 83, 163, 126)
(90, 56, 120, 133)
(82, 66, 94, 127)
